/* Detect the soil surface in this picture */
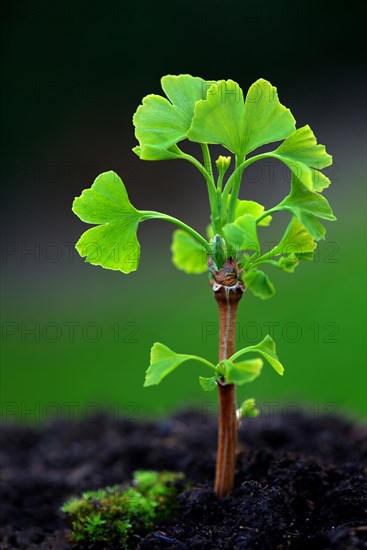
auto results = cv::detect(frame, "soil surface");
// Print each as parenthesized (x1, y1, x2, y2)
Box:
(1, 410, 366, 549)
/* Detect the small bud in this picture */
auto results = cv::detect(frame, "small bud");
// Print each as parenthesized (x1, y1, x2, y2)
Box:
(211, 234, 227, 269)
(238, 398, 260, 419)
(215, 155, 231, 177)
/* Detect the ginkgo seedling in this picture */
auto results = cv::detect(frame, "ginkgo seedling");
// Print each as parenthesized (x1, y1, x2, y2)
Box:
(72, 75, 335, 497)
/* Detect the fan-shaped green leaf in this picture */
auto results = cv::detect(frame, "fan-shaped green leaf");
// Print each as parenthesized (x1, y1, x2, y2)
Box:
(188, 78, 296, 159)
(223, 214, 260, 255)
(73, 171, 145, 273)
(271, 254, 300, 273)
(230, 335, 284, 376)
(171, 230, 208, 274)
(272, 217, 317, 257)
(250, 219, 316, 274)
(274, 125, 332, 168)
(144, 342, 215, 387)
(221, 358, 263, 385)
(234, 199, 272, 226)
(199, 376, 218, 391)
(274, 174, 336, 240)
(133, 74, 214, 160)
(243, 269, 275, 299)
(265, 125, 332, 191)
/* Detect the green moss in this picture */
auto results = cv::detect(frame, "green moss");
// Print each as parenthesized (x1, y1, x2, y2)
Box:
(61, 470, 185, 547)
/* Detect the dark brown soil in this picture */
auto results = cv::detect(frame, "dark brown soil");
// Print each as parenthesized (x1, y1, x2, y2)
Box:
(0, 410, 366, 549)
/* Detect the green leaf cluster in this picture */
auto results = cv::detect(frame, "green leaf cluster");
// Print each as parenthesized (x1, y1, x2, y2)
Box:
(144, 335, 283, 390)
(61, 470, 185, 547)
(73, 75, 336, 302)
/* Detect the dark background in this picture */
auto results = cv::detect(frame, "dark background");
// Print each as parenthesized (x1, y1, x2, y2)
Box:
(1, 0, 366, 422)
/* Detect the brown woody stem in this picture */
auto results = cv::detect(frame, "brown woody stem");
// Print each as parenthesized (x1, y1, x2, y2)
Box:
(214, 284, 243, 497)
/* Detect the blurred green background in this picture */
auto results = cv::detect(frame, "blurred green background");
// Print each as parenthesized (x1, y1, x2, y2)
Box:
(1, 0, 366, 422)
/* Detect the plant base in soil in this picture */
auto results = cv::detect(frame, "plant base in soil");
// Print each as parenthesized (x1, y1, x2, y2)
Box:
(1, 410, 366, 549)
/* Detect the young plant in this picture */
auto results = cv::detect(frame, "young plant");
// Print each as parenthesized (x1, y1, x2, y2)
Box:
(72, 75, 335, 497)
